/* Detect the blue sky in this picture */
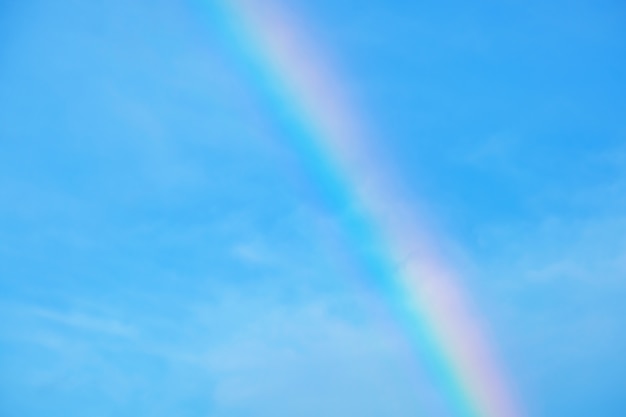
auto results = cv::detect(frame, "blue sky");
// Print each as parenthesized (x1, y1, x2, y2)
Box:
(1, 1, 625, 416)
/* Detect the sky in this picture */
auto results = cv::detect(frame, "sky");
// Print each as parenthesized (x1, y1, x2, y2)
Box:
(1, 0, 625, 416)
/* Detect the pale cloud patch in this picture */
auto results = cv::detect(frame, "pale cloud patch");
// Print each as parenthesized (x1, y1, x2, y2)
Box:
(456, 132, 522, 176)
(230, 240, 276, 266)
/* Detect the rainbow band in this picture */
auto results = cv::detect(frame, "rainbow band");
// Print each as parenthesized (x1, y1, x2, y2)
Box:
(204, 1, 522, 416)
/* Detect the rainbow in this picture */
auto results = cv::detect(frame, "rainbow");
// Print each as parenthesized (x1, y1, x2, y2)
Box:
(202, 1, 523, 416)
